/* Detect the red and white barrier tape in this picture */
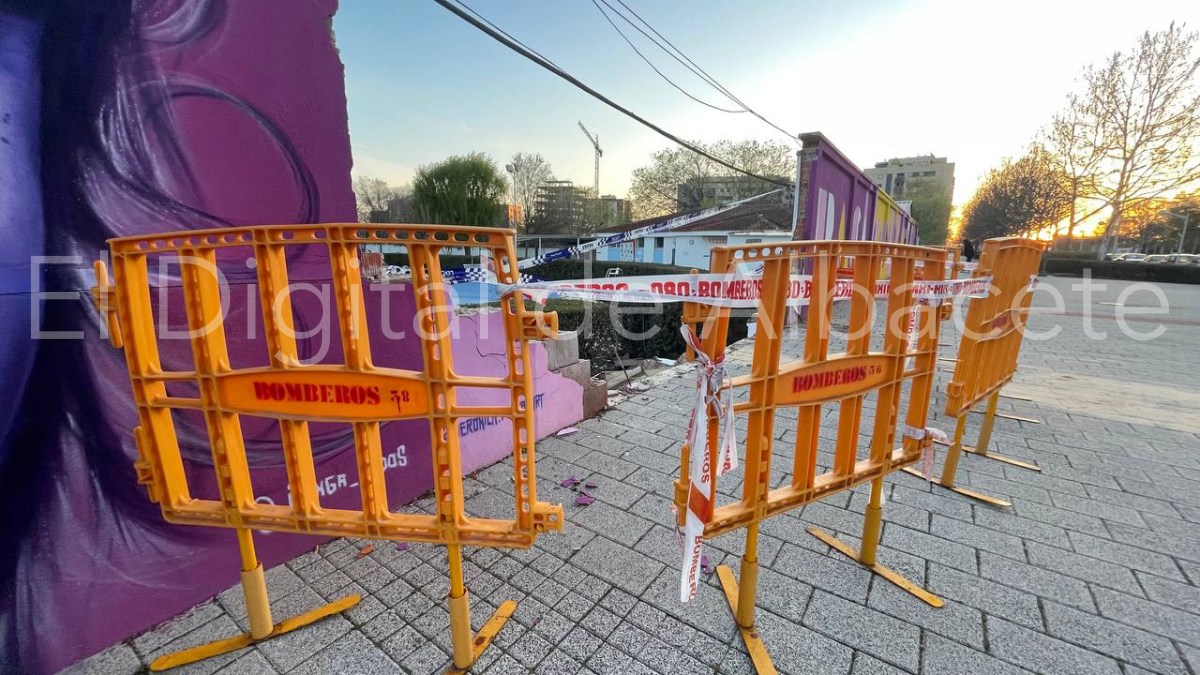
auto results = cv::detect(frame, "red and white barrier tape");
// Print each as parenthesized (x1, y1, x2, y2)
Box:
(497, 273, 993, 308)
(903, 425, 949, 480)
(677, 325, 737, 603)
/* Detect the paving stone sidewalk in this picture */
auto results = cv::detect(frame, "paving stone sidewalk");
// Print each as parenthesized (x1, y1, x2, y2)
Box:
(70, 276, 1200, 675)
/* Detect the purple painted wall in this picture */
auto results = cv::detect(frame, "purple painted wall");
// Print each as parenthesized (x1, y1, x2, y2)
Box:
(794, 132, 920, 246)
(0, 2, 581, 672)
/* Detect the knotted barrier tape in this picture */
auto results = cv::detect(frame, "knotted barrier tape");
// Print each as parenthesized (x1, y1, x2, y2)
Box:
(903, 425, 950, 480)
(677, 325, 737, 603)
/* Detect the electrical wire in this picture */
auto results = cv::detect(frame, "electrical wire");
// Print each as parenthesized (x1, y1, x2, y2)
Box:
(603, 0, 798, 143)
(431, 0, 793, 188)
(589, 0, 744, 114)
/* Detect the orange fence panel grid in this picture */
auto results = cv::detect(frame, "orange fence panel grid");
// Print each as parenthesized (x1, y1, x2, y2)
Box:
(676, 241, 949, 674)
(92, 223, 561, 672)
(903, 236, 1047, 507)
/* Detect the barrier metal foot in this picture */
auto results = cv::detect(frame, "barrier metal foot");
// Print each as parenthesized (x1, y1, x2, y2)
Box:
(971, 409, 1041, 424)
(149, 594, 361, 672)
(446, 600, 516, 674)
(716, 565, 778, 675)
(899, 468, 1012, 507)
(962, 446, 1041, 471)
(933, 439, 1041, 472)
(807, 528, 943, 608)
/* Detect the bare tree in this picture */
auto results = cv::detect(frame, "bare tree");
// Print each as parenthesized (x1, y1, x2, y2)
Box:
(508, 153, 553, 229)
(1046, 95, 1106, 246)
(352, 176, 406, 222)
(628, 139, 793, 219)
(1079, 24, 1200, 260)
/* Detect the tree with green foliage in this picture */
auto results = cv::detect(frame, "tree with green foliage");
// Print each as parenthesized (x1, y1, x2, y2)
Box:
(411, 153, 508, 226)
(961, 145, 1072, 241)
(904, 178, 953, 245)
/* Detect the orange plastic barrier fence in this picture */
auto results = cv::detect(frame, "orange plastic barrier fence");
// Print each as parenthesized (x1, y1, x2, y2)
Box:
(677, 241, 950, 674)
(92, 223, 561, 672)
(904, 237, 1047, 507)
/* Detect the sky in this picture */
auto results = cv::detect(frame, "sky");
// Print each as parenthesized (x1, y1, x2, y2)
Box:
(334, 0, 1200, 210)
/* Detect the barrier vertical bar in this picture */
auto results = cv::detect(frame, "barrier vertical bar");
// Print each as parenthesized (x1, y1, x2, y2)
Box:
(808, 246, 943, 607)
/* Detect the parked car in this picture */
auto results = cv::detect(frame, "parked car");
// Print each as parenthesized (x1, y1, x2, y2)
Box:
(1142, 254, 1171, 264)
(1116, 253, 1147, 262)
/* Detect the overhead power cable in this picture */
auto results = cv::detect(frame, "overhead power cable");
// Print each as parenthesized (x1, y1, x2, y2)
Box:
(589, 0, 744, 114)
(431, 0, 793, 188)
(602, 0, 798, 143)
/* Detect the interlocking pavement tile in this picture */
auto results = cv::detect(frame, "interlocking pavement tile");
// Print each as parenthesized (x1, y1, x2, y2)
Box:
(1105, 521, 1200, 563)
(1023, 540, 1143, 595)
(867, 576, 984, 650)
(585, 642, 635, 674)
(977, 552, 1095, 612)
(213, 650, 278, 675)
(773, 543, 872, 603)
(509, 630, 555, 668)
(883, 523, 977, 573)
(1051, 492, 1149, 527)
(1093, 587, 1200, 647)
(1010, 499, 1110, 537)
(60, 644, 143, 675)
(1136, 571, 1200, 615)
(568, 536, 664, 596)
(288, 631, 399, 675)
(890, 484, 973, 522)
(130, 601, 225, 657)
(1042, 601, 1188, 674)
(849, 652, 908, 675)
(1067, 532, 1186, 581)
(931, 515, 1026, 562)
(986, 616, 1121, 675)
(927, 565, 1043, 630)
(397, 642, 450, 675)
(745, 606, 852, 675)
(753, 567, 814, 621)
(801, 590, 918, 673)
(921, 633, 1032, 675)
(570, 501, 655, 547)
(559, 626, 603, 663)
(972, 507, 1070, 548)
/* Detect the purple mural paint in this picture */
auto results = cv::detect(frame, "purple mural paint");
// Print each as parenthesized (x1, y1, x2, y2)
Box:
(794, 132, 920, 246)
(0, 2, 582, 672)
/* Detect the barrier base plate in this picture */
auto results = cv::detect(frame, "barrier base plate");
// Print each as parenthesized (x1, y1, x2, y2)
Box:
(807, 528, 943, 608)
(446, 599, 516, 673)
(715, 565, 778, 675)
(899, 468, 1013, 507)
(931, 440, 1041, 472)
(970, 409, 1042, 424)
(149, 594, 361, 672)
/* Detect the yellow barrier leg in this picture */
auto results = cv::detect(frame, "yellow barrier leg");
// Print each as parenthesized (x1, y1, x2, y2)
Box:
(446, 544, 514, 674)
(962, 391, 1041, 471)
(809, 478, 943, 608)
(901, 415, 1014, 507)
(150, 529, 361, 672)
(716, 523, 777, 675)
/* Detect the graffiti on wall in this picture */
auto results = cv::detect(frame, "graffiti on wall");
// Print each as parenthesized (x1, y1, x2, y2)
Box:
(0, 1, 581, 672)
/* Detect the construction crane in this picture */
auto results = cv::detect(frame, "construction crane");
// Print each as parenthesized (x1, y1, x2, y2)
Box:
(578, 122, 601, 198)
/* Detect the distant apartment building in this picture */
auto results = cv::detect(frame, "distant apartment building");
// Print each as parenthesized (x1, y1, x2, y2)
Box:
(676, 175, 788, 211)
(596, 195, 631, 227)
(864, 155, 955, 200)
(531, 180, 588, 234)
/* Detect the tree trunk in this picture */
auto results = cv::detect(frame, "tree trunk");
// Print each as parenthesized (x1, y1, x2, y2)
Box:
(1097, 201, 1122, 261)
